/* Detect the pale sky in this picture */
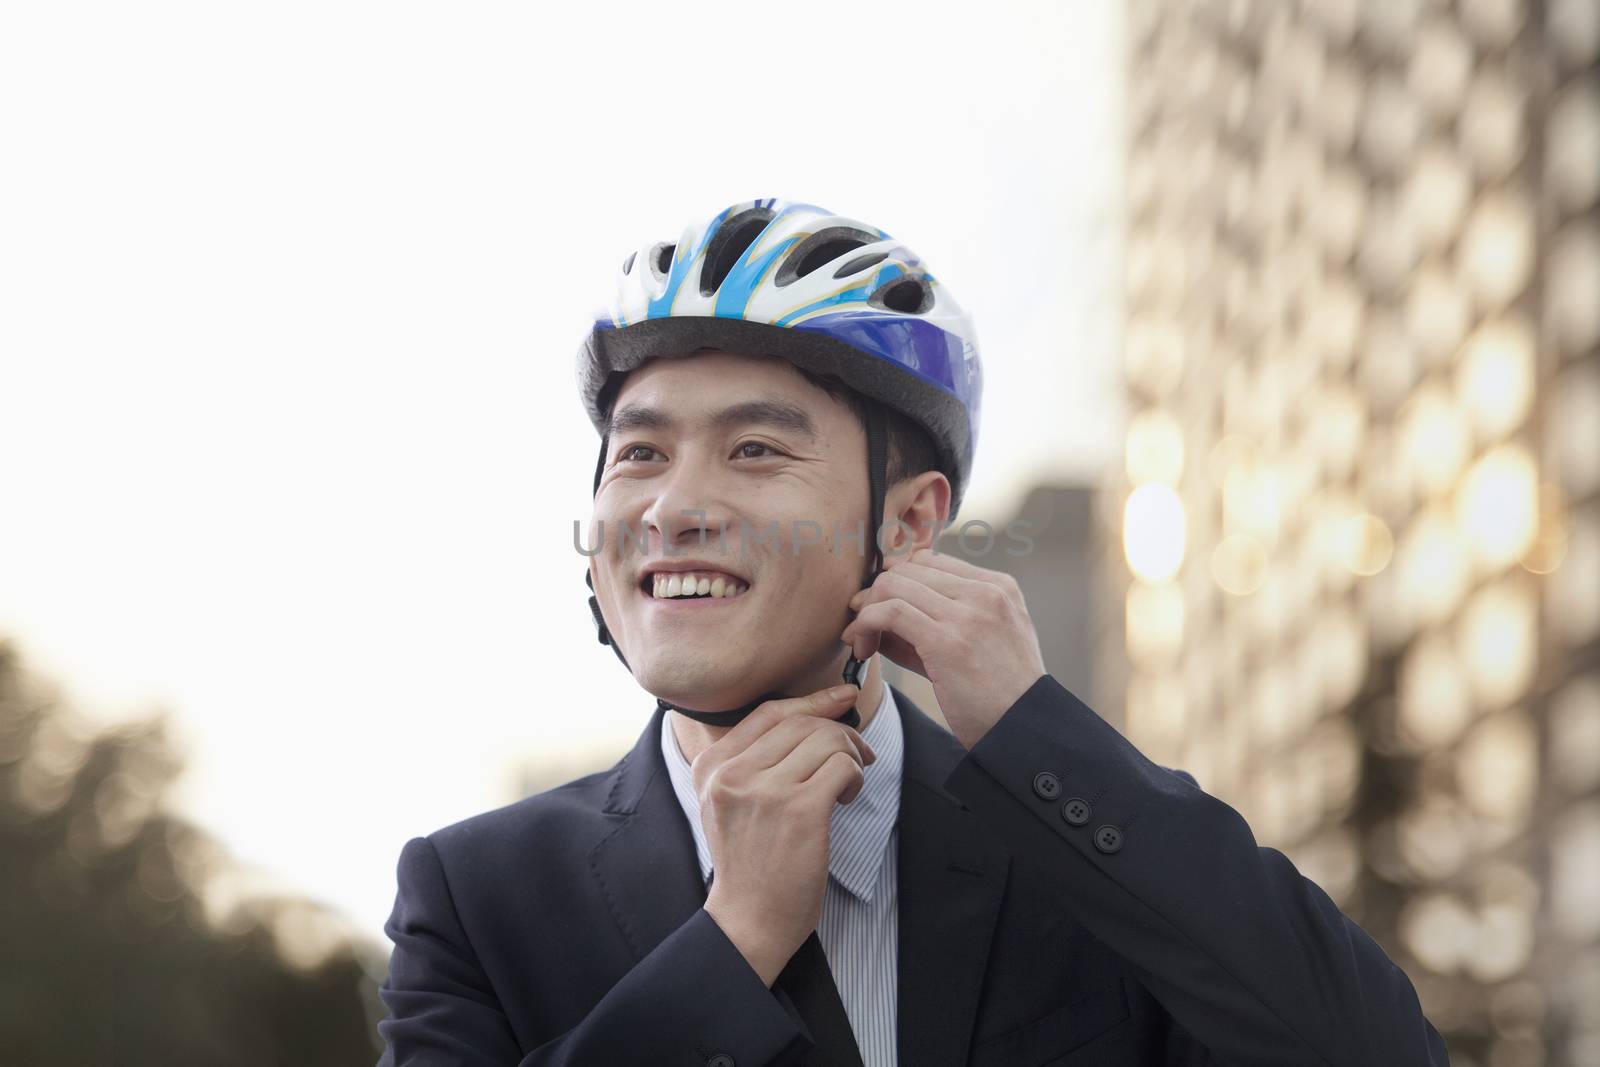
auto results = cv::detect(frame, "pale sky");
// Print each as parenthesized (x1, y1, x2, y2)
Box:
(0, 1, 1125, 945)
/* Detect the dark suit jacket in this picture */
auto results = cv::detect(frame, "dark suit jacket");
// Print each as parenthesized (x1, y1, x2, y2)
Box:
(377, 674, 1449, 1065)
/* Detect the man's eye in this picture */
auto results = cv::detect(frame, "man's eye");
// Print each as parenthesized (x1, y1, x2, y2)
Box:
(618, 444, 662, 462)
(735, 441, 783, 459)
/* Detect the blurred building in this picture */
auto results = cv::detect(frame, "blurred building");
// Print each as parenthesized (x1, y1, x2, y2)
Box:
(1112, 1, 1599, 1064)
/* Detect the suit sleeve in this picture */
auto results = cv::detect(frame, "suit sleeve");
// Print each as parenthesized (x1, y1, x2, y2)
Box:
(942, 673, 1451, 1067)
(377, 835, 816, 1067)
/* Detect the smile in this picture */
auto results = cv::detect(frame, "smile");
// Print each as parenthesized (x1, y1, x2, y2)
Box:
(640, 570, 751, 600)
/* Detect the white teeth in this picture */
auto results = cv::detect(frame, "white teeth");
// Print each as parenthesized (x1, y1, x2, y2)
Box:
(649, 571, 748, 599)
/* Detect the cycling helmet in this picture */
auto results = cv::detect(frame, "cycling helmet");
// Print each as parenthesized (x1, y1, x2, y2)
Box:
(577, 197, 984, 728)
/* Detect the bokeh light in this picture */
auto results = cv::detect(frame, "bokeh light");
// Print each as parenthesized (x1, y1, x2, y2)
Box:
(1455, 444, 1540, 570)
(1457, 316, 1535, 440)
(1125, 408, 1186, 486)
(1125, 579, 1186, 667)
(1123, 483, 1187, 582)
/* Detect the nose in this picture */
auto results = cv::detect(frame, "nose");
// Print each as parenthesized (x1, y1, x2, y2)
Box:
(641, 455, 737, 556)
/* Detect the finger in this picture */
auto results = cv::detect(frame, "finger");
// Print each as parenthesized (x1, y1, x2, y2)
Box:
(737, 714, 876, 772)
(705, 685, 861, 764)
(802, 747, 867, 807)
(844, 559, 979, 617)
(840, 597, 941, 663)
(889, 550, 1025, 615)
(771, 723, 867, 789)
(889, 558, 986, 598)
(846, 567, 958, 622)
(904, 547, 1022, 599)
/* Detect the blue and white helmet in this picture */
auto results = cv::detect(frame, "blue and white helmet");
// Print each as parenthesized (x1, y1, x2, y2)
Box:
(576, 197, 984, 517)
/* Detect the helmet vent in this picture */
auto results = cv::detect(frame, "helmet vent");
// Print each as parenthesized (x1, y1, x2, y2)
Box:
(871, 276, 934, 314)
(622, 251, 637, 275)
(651, 243, 676, 280)
(776, 227, 880, 287)
(699, 207, 776, 296)
(833, 251, 889, 279)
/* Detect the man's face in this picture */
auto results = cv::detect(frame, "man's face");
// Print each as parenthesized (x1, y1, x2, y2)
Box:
(587, 348, 871, 710)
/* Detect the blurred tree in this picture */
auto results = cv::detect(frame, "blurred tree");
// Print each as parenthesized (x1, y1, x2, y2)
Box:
(0, 639, 384, 1066)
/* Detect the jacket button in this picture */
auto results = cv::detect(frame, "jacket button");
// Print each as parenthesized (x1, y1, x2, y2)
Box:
(1061, 797, 1092, 826)
(708, 1055, 736, 1067)
(1032, 772, 1061, 800)
(1093, 824, 1124, 854)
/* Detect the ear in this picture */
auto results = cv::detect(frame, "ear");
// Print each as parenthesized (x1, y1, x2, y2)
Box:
(882, 471, 951, 556)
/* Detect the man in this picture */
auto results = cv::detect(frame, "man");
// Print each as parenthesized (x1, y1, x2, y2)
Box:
(377, 198, 1449, 1065)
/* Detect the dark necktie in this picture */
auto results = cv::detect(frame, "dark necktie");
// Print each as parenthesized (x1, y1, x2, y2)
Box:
(772, 930, 867, 1067)
(705, 872, 865, 1066)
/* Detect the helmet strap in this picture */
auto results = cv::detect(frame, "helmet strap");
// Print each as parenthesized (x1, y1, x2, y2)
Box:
(584, 407, 889, 730)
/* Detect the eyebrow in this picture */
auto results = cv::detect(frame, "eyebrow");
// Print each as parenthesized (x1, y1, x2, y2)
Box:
(607, 398, 819, 444)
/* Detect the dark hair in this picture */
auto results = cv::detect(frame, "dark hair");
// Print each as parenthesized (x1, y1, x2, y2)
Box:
(784, 362, 941, 492)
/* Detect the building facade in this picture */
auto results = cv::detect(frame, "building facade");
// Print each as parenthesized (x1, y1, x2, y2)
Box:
(1113, 1, 1600, 1063)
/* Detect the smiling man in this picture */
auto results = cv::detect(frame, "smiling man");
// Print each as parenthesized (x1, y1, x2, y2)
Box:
(376, 199, 1450, 1066)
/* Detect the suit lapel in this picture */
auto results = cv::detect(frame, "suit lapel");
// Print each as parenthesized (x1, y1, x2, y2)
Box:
(893, 685, 1011, 1067)
(587, 705, 711, 962)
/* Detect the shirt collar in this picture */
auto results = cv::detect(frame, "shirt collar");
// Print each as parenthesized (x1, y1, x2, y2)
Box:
(659, 681, 904, 904)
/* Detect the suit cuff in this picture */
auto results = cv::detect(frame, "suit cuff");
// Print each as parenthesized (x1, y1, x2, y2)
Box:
(685, 908, 814, 1064)
(942, 673, 1198, 867)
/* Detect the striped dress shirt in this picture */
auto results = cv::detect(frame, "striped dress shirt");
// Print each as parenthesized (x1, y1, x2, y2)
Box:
(660, 682, 903, 1067)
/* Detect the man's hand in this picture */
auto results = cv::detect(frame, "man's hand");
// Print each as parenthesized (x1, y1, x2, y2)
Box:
(697, 686, 876, 988)
(842, 547, 1047, 751)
